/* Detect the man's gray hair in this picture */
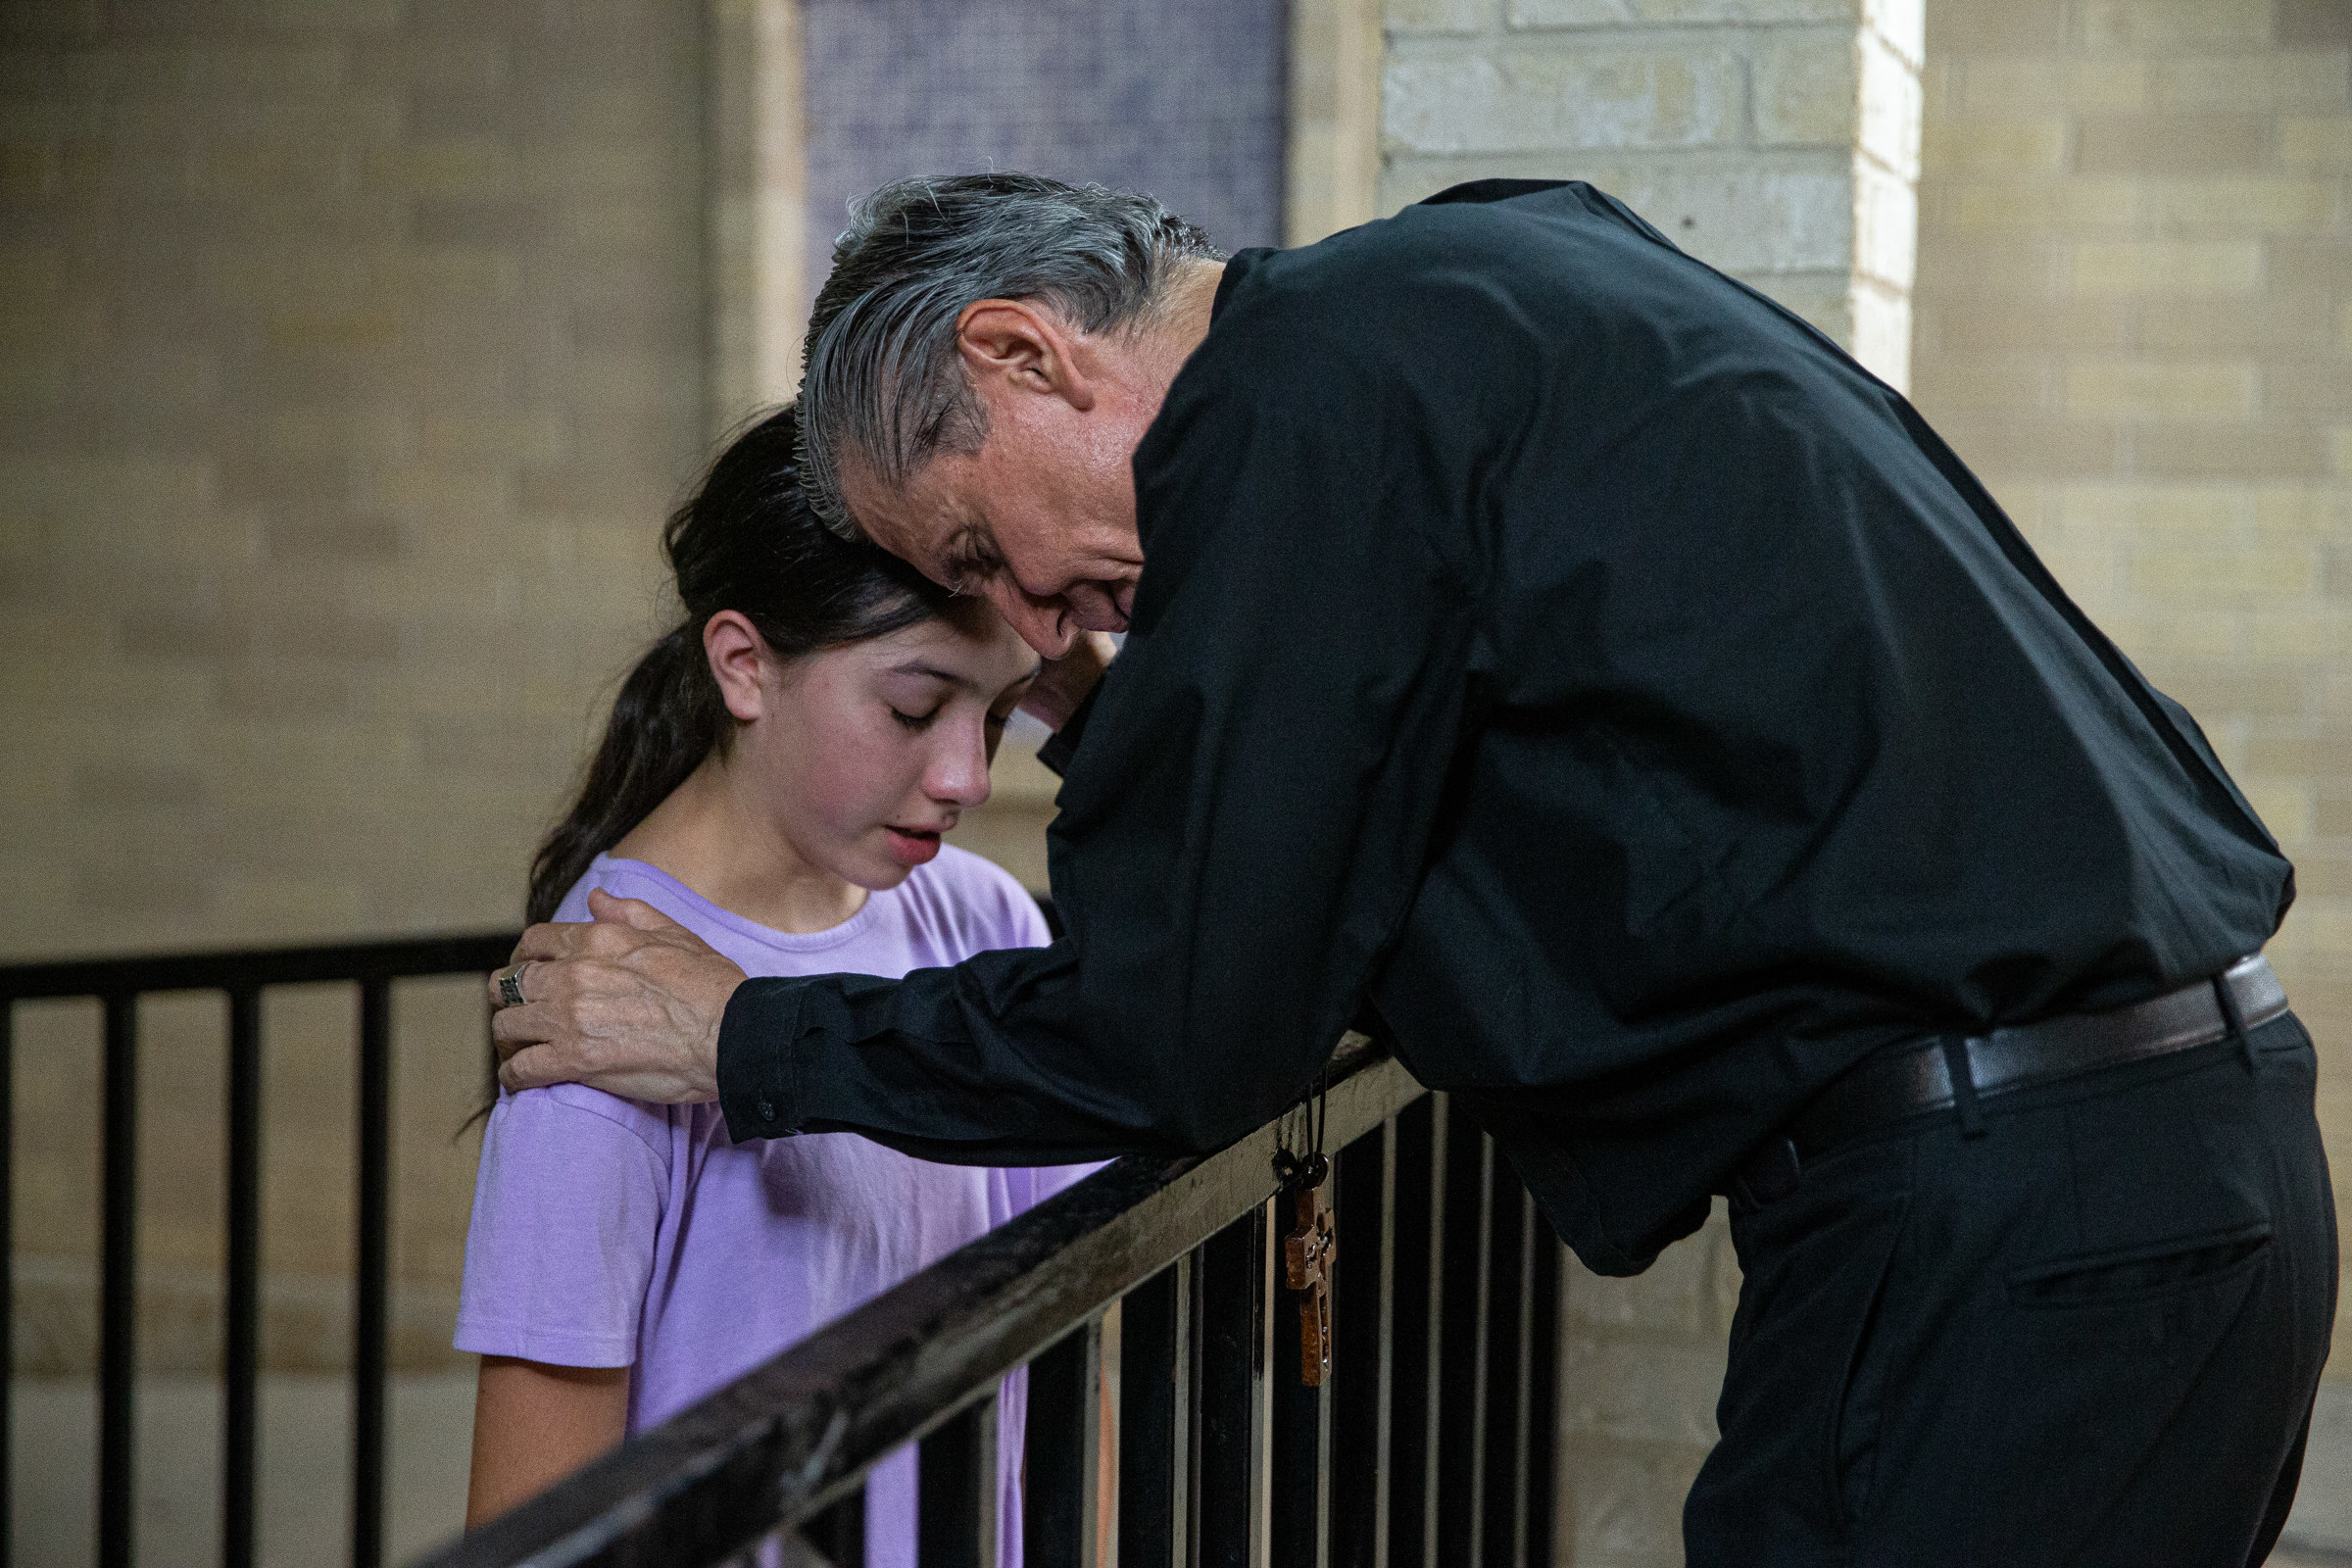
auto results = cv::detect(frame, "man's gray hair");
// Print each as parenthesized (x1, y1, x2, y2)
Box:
(798, 172, 1224, 540)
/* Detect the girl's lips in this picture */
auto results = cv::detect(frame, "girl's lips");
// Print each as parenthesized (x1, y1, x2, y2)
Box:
(884, 826, 944, 866)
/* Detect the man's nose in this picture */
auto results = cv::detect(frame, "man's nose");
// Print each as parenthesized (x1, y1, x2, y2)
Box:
(992, 583, 1075, 660)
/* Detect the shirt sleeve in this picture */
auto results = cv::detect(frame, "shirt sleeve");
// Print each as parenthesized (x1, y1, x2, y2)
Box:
(454, 1085, 669, 1366)
(718, 325, 1478, 1161)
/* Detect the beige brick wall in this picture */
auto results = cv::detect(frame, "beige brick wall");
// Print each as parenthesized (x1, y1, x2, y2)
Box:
(0, 1, 706, 959)
(1912, 0, 2352, 1550)
(1, 0, 707, 1376)
(1380, 0, 1925, 387)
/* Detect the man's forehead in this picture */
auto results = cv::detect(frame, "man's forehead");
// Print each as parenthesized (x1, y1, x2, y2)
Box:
(842, 466, 967, 571)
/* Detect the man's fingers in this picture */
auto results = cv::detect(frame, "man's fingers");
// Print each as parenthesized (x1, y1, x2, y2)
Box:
(489, 999, 566, 1058)
(510, 918, 597, 964)
(587, 887, 684, 934)
(498, 1043, 569, 1093)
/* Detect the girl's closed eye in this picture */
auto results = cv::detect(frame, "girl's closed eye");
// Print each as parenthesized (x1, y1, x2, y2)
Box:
(892, 704, 942, 731)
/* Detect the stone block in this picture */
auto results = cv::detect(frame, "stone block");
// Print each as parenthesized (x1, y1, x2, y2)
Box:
(1857, 27, 1923, 177)
(1864, 0, 1924, 69)
(2071, 239, 2265, 298)
(1503, 0, 1637, 23)
(2065, 359, 2259, 418)
(2078, 0, 2276, 50)
(2132, 541, 2321, 599)
(1558, 1436, 1713, 1568)
(1924, 0, 2068, 51)
(1959, 58, 2147, 116)
(1945, 177, 2142, 232)
(2123, 422, 2334, 479)
(1384, 44, 1745, 154)
(363, 136, 518, 197)
(2136, 177, 2340, 231)
(1854, 157, 1917, 286)
(1754, 31, 1859, 150)
(1567, 157, 1856, 272)
(2149, 54, 2352, 113)
(2076, 115, 2271, 174)
(2279, 116, 2352, 167)
(1561, 1336, 1728, 1445)
(1849, 277, 1912, 388)
(2059, 481, 2255, 538)
(1633, 0, 1855, 20)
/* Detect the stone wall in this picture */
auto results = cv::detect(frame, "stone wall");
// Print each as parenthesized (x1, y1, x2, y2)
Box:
(1910, 0, 2352, 1551)
(1381, 0, 1924, 387)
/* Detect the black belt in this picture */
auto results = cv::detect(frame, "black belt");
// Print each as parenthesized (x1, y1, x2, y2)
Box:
(1744, 956, 2289, 1194)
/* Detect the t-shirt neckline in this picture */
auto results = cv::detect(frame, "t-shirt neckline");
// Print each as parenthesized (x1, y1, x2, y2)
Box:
(588, 854, 891, 955)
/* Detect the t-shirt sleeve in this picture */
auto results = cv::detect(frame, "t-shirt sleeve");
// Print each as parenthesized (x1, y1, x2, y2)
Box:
(454, 1084, 668, 1367)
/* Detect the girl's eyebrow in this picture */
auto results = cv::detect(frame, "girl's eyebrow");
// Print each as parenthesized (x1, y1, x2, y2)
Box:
(882, 661, 972, 688)
(883, 659, 1041, 688)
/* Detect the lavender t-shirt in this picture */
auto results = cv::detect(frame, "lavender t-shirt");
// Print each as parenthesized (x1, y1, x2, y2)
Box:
(456, 851, 1092, 1567)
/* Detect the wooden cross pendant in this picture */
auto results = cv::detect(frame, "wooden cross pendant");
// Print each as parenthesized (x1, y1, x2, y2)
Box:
(1282, 1159, 1336, 1386)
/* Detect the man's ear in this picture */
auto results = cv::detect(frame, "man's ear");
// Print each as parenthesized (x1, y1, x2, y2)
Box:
(956, 298, 1097, 414)
(702, 611, 770, 722)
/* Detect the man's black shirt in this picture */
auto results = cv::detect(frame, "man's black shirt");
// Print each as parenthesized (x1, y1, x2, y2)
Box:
(717, 180, 2290, 1275)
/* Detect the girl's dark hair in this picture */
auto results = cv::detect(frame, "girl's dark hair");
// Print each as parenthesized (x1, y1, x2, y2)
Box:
(525, 403, 956, 922)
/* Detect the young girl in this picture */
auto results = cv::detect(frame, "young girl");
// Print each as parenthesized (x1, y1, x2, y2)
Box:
(455, 406, 1089, 1565)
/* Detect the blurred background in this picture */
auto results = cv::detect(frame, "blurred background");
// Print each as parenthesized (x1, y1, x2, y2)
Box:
(0, 0, 2345, 1563)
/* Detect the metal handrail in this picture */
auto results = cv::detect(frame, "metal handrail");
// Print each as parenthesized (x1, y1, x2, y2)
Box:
(414, 1035, 1430, 1568)
(1, 932, 521, 1568)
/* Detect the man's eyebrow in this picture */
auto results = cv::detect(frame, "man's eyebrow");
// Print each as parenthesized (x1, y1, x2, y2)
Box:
(939, 518, 1004, 592)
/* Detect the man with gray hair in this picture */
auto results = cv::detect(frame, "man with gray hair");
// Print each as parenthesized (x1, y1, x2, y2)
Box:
(495, 172, 2331, 1564)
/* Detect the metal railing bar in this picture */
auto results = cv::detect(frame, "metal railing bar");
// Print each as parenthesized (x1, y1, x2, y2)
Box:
(1434, 1105, 1487, 1565)
(1525, 1236, 1560, 1568)
(354, 979, 392, 1568)
(0, 933, 519, 1004)
(1117, 1258, 1182, 1568)
(1481, 1170, 1526, 1566)
(803, 1483, 865, 1567)
(224, 987, 263, 1568)
(411, 1041, 1421, 1568)
(1328, 1121, 1388, 1568)
(1270, 1240, 1323, 1567)
(100, 993, 139, 1568)
(1022, 1319, 1100, 1568)
(917, 1389, 999, 1568)
(1382, 1097, 1437, 1568)
(1193, 1208, 1261, 1567)
(1, 1003, 12, 1568)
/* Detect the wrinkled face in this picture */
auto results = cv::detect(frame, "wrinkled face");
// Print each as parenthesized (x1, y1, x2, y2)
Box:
(843, 438, 1147, 662)
(735, 600, 1038, 889)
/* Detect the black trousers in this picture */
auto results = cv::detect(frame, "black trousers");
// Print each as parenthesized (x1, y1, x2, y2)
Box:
(1685, 1011, 2337, 1568)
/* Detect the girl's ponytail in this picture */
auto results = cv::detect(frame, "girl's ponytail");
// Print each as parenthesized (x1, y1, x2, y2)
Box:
(524, 624, 721, 923)
(523, 404, 953, 923)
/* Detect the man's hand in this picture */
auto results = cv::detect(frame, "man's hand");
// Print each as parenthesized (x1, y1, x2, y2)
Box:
(1017, 629, 1118, 733)
(490, 888, 746, 1103)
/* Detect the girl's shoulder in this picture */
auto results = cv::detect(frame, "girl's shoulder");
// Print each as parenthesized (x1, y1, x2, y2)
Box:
(548, 856, 701, 926)
(890, 846, 1052, 958)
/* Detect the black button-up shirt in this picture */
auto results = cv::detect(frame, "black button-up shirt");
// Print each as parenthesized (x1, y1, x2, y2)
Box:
(718, 180, 2290, 1274)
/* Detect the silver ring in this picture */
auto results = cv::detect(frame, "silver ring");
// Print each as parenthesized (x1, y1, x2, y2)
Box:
(497, 963, 528, 1009)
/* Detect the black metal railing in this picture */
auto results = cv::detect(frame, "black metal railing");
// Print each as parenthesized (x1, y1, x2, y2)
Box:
(0, 933, 521, 1568)
(418, 1034, 1564, 1568)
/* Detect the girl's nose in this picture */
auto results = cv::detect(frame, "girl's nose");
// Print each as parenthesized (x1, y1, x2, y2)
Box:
(926, 723, 995, 808)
